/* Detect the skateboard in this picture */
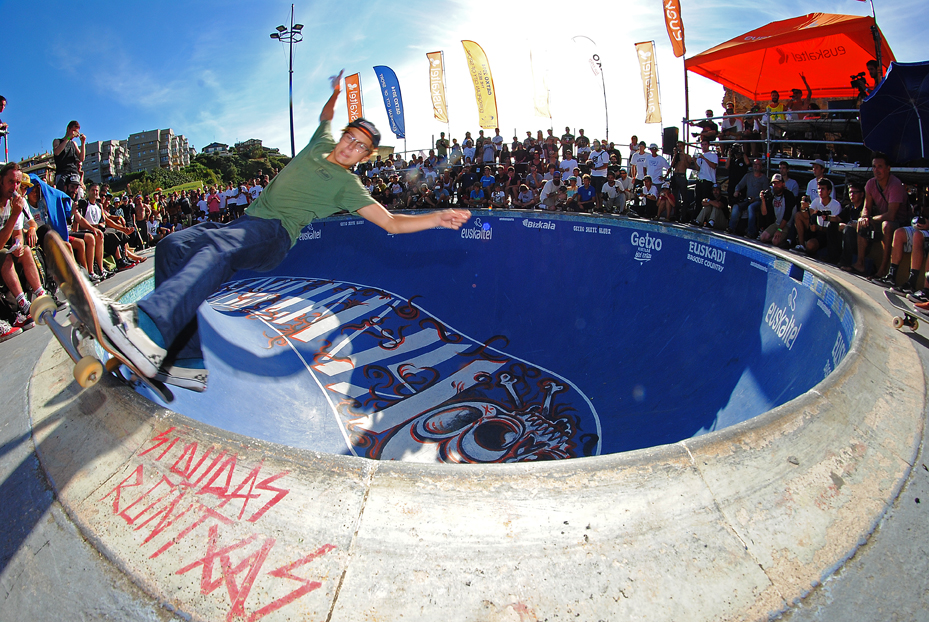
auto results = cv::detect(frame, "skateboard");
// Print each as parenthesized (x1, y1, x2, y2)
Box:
(884, 290, 920, 331)
(32, 231, 174, 402)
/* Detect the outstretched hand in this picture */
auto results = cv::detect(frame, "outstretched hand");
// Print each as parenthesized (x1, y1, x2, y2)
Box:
(435, 208, 472, 230)
(330, 70, 344, 92)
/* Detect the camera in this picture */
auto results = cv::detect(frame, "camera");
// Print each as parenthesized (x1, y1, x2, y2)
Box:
(850, 72, 868, 97)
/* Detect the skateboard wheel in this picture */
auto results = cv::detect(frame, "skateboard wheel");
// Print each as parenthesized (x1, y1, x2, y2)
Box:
(913, 319, 919, 331)
(892, 316, 904, 330)
(104, 357, 122, 373)
(74, 356, 104, 388)
(31, 295, 57, 325)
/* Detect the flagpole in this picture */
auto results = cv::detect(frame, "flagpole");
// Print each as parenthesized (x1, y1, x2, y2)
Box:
(868, 0, 883, 82)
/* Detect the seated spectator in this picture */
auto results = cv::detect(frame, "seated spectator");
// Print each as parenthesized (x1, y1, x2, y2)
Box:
(146, 213, 163, 245)
(786, 73, 813, 119)
(691, 110, 719, 142)
(0, 164, 50, 329)
(407, 183, 429, 209)
(727, 158, 768, 237)
(601, 171, 624, 213)
(693, 183, 728, 229)
(490, 183, 507, 209)
(465, 181, 487, 209)
(616, 169, 635, 213)
(796, 178, 844, 260)
(503, 167, 520, 201)
(888, 219, 929, 306)
(538, 171, 564, 211)
(778, 161, 802, 198)
(480, 166, 496, 188)
(757, 173, 797, 247)
(513, 184, 537, 209)
(524, 165, 543, 195)
(577, 174, 598, 212)
(844, 152, 910, 276)
(638, 176, 660, 218)
(719, 101, 743, 143)
(654, 182, 676, 221)
(432, 184, 451, 208)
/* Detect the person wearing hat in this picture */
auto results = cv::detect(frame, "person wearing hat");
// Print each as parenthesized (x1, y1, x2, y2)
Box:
(645, 143, 670, 183)
(805, 159, 835, 202)
(538, 170, 564, 211)
(654, 181, 676, 222)
(757, 173, 797, 247)
(91, 72, 471, 387)
(692, 139, 719, 223)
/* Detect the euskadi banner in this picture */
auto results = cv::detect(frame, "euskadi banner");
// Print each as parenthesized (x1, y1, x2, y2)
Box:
(373, 65, 406, 139)
(344, 73, 363, 123)
(663, 0, 686, 58)
(461, 40, 499, 129)
(635, 41, 663, 124)
(426, 51, 449, 123)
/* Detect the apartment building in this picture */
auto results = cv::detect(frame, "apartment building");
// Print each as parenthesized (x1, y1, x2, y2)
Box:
(128, 128, 191, 173)
(84, 140, 130, 184)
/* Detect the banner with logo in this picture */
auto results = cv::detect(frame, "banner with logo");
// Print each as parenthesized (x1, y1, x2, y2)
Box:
(461, 40, 499, 129)
(662, 0, 686, 58)
(426, 51, 449, 123)
(373, 65, 406, 139)
(344, 73, 363, 123)
(635, 41, 662, 124)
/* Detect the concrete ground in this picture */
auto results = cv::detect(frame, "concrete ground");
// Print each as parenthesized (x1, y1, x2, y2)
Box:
(0, 256, 926, 622)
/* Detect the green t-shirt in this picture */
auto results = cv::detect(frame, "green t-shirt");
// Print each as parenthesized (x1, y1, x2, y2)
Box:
(246, 120, 373, 245)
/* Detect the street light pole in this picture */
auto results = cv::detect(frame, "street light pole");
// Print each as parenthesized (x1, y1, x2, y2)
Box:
(270, 5, 304, 158)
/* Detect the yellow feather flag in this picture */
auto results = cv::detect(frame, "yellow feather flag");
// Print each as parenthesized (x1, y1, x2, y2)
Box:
(461, 40, 499, 129)
(635, 41, 662, 124)
(426, 51, 449, 123)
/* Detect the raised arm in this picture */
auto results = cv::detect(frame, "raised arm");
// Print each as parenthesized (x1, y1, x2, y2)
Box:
(320, 70, 344, 122)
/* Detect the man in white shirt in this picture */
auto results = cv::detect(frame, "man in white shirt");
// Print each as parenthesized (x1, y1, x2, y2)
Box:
(693, 139, 719, 215)
(248, 178, 263, 202)
(805, 159, 835, 201)
(645, 143, 670, 182)
(629, 142, 649, 186)
(588, 140, 610, 198)
(491, 128, 503, 155)
(559, 152, 578, 179)
(601, 171, 624, 213)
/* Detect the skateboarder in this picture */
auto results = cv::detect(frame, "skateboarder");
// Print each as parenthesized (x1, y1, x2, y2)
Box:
(95, 72, 471, 384)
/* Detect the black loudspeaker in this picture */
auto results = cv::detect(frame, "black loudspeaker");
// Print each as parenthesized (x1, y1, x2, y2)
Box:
(662, 127, 679, 155)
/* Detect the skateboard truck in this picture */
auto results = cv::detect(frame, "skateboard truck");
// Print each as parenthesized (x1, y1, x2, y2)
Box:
(32, 295, 106, 387)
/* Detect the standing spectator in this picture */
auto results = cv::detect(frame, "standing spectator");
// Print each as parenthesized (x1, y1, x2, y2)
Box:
(0, 95, 8, 134)
(132, 195, 151, 247)
(491, 128, 504, 157)
(575, 129, 591, 162)
(435, 132, 449, 166)
(670, 141, 693, 219)
(206, 187, 222, 221)
(561, 127, 574, 158)
(249, 178, 264, 202)
(52, 121, 85, 191)
(462, 132, 475, 162)
(589, 141, 610, 196)
(645, 143, 671, 182)
(629, 142, 648, 187)
(692, 140, 719, 223)
(481, 139, 496, 165)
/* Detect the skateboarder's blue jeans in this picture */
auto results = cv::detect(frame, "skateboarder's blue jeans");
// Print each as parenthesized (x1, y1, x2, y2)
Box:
(137, 215, 291, 359)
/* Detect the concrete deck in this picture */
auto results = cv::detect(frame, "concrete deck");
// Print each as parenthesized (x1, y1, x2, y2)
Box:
(2, 228, 928, 622)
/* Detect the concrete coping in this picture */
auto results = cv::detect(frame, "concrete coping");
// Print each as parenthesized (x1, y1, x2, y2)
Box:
(27, 253, 924, 622)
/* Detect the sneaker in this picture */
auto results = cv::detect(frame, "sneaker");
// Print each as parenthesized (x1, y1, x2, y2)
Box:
(155, 358, 209, 392)
(94, 300, 166, 378)
(793, 244, 806, 252)
(907, 289, 929, 304)
(871, 274, 895, 288)
(707, 220, 715, 229)
(0, 319, 22, 342)
(891, 281, 913, 294)
(13, 312, 35, 331)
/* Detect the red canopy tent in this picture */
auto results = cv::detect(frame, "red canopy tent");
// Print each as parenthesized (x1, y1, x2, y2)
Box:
(684, 13, 895, 101)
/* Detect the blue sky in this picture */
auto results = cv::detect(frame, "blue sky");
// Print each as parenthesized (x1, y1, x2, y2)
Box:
(0, 0, 922, 164)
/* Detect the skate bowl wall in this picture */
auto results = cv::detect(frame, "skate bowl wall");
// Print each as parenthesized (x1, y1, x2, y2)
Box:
(147, 211, 856, 462)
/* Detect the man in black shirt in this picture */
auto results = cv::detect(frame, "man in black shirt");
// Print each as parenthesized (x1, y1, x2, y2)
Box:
(52, 121, 85, 191)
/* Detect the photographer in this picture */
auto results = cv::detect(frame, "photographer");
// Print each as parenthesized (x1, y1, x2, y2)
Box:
(757, 173, 797, 248)
(795, 178, 844, 259)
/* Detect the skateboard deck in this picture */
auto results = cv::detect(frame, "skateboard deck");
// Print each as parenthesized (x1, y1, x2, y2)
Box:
(36, 231, 174, 402)
(884, 290, 921, 331)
